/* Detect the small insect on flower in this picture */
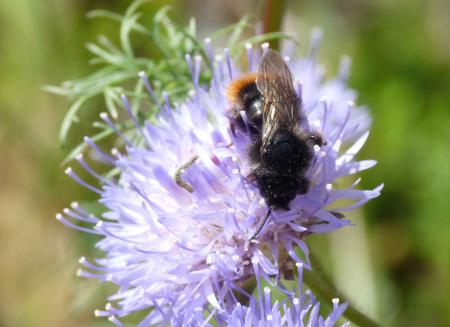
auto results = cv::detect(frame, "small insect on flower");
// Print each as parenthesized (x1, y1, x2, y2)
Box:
(227, 49, 324, 240)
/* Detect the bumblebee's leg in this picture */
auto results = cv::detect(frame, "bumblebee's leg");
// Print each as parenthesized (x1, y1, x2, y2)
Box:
(230, 121, 237, 136)
(307, 132, 325, 146)
(297, 176, 309, 195)
(174, 154, 199, 193)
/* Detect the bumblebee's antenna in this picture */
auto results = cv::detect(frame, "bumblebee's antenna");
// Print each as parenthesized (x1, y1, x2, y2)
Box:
(249, 207, 272, 242)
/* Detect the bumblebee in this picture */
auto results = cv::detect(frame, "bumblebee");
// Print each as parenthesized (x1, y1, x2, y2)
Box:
(227, 50, 323, 240)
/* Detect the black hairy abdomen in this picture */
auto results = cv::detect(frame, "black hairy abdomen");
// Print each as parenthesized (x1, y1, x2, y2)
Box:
(249, 133, 312, 210)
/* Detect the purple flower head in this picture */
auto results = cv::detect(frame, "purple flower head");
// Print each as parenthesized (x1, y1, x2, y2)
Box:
(58, 32, 382, 325)
(192, 264, 349, 327)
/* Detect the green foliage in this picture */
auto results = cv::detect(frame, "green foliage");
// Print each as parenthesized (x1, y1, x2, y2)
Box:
(45, 0, 294, 165)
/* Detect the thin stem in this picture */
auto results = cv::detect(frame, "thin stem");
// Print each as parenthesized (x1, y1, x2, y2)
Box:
(261, 0, 287, 50)
(303, 254, 382, 327)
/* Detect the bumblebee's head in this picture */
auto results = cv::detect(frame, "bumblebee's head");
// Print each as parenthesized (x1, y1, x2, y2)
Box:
(226, 74, 263, 137)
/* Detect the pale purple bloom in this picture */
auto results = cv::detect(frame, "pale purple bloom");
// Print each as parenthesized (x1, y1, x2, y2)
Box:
(191, 264, 349, 327)
(225, 294, 349, 327)
(58, 32, 381, 326)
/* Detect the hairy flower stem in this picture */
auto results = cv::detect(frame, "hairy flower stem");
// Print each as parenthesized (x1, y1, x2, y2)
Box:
(262, 0, 287, 50)
(304, 253, 382, 327)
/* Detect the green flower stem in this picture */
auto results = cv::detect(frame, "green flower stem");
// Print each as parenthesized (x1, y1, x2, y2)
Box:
(262, 0, 287, 50)
(303, 254, 382, 327)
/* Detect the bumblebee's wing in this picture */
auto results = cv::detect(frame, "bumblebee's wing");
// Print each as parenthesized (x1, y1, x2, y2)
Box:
(256, 49, 296, 101)
(256, 49, 298, 149)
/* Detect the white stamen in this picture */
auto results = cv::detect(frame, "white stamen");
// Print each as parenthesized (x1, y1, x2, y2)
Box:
(111, 148, 120, 156)
(206, 254, 214, 264)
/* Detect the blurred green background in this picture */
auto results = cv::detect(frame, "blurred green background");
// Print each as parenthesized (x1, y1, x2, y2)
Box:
(0, 0, 448, 326)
